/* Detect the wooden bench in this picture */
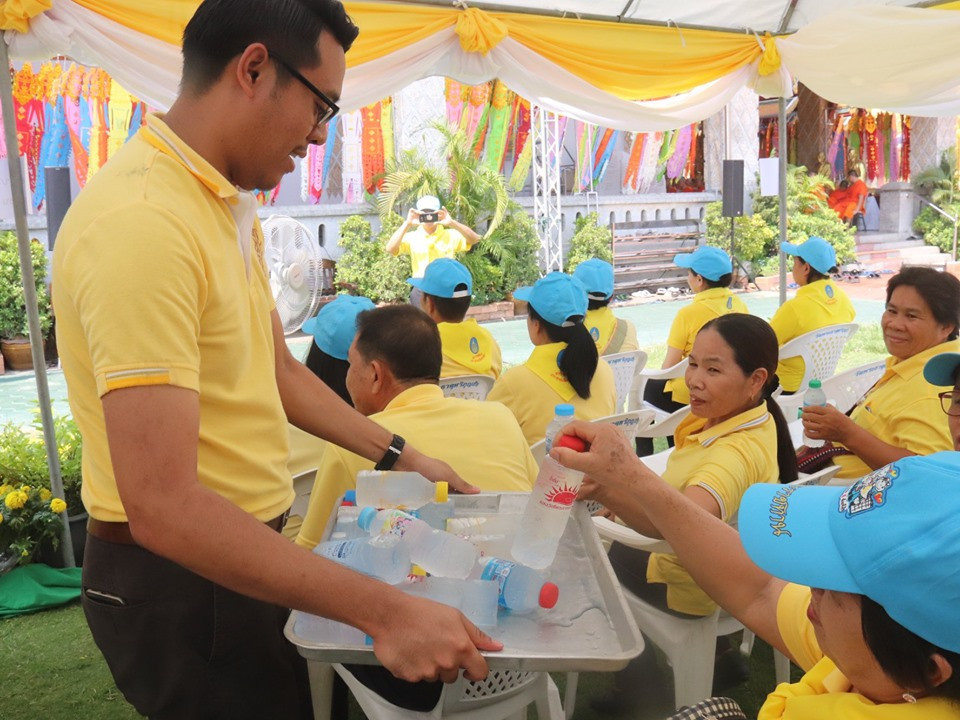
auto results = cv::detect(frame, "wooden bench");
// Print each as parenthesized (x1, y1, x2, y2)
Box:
(610, 219, 703, 295)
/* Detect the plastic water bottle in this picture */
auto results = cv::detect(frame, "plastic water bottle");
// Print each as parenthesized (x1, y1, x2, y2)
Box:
(413, 500, 455, 531)
(314, 535, 411, 585)
(802, 379, 828, 448)
(356, 470, 448, 510)
(511, 435, 587, 569)
(545, 404, 575, 452)
(358, 507, 478, 579)
(401, 576, 499, 628)
(471, 556, 559, 613)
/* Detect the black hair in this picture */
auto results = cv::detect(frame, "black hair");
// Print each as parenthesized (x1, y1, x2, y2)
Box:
(699, 314, 799, 483)
(425, 291, 471, 323)
(806, 267, 831, 282)
(181, 0, 359, 93)
(303, 342, 352, 406)
(700, 272, 733, 289)
(354, 305, 441, 383)
(528, 305, 598, 400)
(886, 267, 960, 341)
(860, 595, 960, 702)
(587, 296, 612, 311)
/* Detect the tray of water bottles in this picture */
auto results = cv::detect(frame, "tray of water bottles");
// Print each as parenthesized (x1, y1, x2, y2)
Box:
(285, 489, 643, 672)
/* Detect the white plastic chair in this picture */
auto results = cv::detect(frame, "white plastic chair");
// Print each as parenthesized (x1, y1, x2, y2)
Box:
(439, 375, 496, 401)
(529, 409, 656, 466)
(635, 357, 689, 417)
(601, 350, 648, 411)
(776, 323, 859, 395)
(282, 468, 318, 539)
(332, 664, 563, 720)
(633, 405, 691, 443)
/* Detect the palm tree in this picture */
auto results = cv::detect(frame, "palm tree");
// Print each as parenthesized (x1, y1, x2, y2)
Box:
(914, 150, 957, 207)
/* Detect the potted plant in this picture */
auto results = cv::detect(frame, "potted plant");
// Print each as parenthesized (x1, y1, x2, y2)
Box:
(0, 483, 66, 572)
(0, 231, 52, 370)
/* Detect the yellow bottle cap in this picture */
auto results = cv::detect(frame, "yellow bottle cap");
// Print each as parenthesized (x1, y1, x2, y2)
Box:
(434, 481, 448, 503)
(410, 565, 427, 576)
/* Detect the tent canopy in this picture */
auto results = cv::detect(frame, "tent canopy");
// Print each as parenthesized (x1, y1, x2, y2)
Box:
(2, 1, 960, 130)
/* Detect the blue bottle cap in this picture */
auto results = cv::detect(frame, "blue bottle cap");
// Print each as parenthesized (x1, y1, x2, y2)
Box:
(343, 490, 357, 505)
(357, 506, 378, 531)
(554, 403, 575, 416)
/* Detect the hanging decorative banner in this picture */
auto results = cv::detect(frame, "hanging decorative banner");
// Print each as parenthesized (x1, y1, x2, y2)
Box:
(445, 78, 465, 128)
(381, 96, 394, 170)
(341, 109, 364, 204)
(361, 101, 385, 195)
(483, 80, 513, 173)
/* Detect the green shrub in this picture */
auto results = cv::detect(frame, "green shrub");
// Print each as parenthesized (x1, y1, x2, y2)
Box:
(914, 203, 960, 255)
(334, 214, 412, 303)
(705, 203, 776, 267)
(565, 213, 613, 271)
(0, 232, 51, 339)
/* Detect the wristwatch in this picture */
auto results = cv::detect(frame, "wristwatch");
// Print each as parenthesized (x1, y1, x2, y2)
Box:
(374, 434, 406, 471)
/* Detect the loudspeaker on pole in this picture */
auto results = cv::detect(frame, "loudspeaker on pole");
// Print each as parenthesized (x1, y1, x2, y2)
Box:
(721, 159, 744, 218)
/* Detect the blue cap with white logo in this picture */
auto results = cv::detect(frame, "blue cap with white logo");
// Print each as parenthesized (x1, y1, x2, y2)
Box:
(739, 453, 960, 653)
(407, 258, 473, 298)
(301, 295, 376, 361)
(781, 236, 837, 275)
(673, 246, 733, 281)
(514, 272, 588, 328)
(572, 258, 615, 301)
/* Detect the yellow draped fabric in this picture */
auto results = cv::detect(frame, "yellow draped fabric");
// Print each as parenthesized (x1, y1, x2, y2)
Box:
(455, 7, 508, 55)
(758, 33, 781, 76)
(0, 0, 51, 33)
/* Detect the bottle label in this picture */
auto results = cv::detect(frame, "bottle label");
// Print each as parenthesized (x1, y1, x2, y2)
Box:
(536, 466, 580, 510)
(480, 558, 515, 607)
(378, 510, 412, 537)
(320, 540, 357, 561)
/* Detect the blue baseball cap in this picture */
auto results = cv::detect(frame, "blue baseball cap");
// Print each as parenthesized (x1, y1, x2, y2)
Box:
(673, 246, 732, 281)
(301, 295, 376, 360)
(572, 258, 615, 301)
(923, 352, 960, 386)
(407, 258, 473, 298)
(739, 453, 960, 653)
(781, 237, 837, 275)
(514, 272, 588, 328)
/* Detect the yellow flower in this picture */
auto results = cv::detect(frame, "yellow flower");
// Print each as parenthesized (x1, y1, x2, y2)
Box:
(50, 498, 67, 514)
(0, 484, 11, 496)
(39, 488, 51, 501)
(20, 485, 30, 493)
(0, 513, 4, 525)
(4, 491, 27, 510)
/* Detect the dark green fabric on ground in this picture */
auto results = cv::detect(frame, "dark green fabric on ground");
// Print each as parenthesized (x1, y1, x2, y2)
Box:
(0, 564, 82, 618)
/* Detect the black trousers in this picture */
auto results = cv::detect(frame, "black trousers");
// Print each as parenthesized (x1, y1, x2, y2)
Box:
(635, 378, 686, 457)
(82, 534, 312, 720)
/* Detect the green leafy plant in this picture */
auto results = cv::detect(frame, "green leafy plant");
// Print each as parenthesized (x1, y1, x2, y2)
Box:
(0, 483, 66, 567)
(914, 202, 960, 255)
(913, 149, 957, 207)
(0, 231, 51, 339)
(333, 215, 413, 303)
(565, 213, 613, 272)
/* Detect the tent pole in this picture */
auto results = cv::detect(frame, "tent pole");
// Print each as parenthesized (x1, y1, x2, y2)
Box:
(777, 97, 788, 306)
(0, 38, 75, 566)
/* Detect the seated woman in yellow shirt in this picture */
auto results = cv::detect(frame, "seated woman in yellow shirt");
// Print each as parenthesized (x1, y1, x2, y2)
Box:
(487, 272, 617, 446)
(594, 313, 798, 714)
(801, 267, 960, 479)
(572, 258, 639, 355)
(559, 414, 960, 719)
(637, 245, 748, 455)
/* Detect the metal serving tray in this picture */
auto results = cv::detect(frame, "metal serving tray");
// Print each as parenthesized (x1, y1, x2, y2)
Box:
(285, 492, 642, 672)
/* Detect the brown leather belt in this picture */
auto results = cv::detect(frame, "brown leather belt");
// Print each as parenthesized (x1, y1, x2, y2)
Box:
(88, 511, 288, 546)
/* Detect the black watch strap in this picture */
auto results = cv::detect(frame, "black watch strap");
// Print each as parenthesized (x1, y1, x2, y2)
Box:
(374, 434, 406, 471)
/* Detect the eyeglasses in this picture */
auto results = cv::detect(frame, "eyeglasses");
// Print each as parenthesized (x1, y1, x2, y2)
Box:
(268, 51, 339, 130)
(938, 391, 960, 416)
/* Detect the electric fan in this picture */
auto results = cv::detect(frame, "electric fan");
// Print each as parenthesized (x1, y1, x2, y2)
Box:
(261, 215, 326, 334)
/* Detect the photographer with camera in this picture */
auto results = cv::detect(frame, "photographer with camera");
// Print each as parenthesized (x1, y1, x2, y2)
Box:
(386, 195, 481, 306)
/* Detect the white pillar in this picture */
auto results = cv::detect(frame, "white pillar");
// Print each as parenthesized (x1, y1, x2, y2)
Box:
(704, 88, 760, 213)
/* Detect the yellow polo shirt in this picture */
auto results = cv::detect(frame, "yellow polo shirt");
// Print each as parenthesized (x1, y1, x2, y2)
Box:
(758, 583, 956, 719)
(584, 307, 640, 355)
(647, 403, 777, 615)
(438, 319, 503, 379)
(833, 340, 960, 479)
(487, 343, 618, 446)
(665, 288, 749, 404)
(295, 384, 536, 549)
(53, 114, 292, 522)
(769, 280, 856, 392)
(398, 226, 468, 278)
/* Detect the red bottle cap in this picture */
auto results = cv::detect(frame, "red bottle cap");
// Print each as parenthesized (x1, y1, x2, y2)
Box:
(555, 435, 587, 452)
(539, 582, 560, 609)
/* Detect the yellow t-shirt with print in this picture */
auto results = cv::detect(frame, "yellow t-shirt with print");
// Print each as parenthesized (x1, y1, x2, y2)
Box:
(665, 288, 749, 404)
(585, 306, 640, 356)
(398, 225, 468, 278)
(757, 583, 957, 719)
(53, 114, 292, 523)
(833, 340, 960, 479)
(647, 403, 778, 615)
(438, 319, 503, 379)
(295, 384, 536, 549)
(487, 342, 618, 446)
(769, 279, 856, 392)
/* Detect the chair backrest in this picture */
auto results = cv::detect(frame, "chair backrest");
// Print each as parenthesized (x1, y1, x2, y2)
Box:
(634, 405, 692, 440)
(439, 374, 495, 401)
(777, 323, 859, 392)
(635, 357, 689, 407)
(602, 350, 648, 411)
(289, 469, 317, 521)
(530, 409, 656, 466)
(776, 357, 886, 420)
(441, 670, 541, 714)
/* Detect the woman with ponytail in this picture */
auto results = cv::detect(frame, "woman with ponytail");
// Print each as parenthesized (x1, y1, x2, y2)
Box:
(487, 272, 616, 446)
(592, 313, 797, 714)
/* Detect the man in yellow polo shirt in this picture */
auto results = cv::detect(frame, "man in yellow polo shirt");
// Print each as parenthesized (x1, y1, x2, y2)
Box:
(409, 258, 503, 379)
(771, 237, 856, 393)
(51, 3, 498, 717)
(296, 304, 534, 550)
